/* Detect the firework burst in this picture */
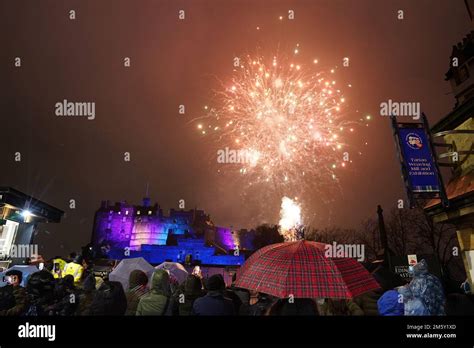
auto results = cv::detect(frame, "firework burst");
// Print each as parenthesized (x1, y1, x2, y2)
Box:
(197, 50, 360, 200)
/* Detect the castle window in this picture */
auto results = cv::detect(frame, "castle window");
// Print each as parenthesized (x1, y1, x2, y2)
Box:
(125, 210, 129, 215)
(148, 210, 152, 215)
(137, 211, 141, 215)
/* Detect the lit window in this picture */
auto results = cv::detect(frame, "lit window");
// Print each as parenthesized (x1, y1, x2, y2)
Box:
(148, 211, 152, 215)
(125, 211, 129, 215)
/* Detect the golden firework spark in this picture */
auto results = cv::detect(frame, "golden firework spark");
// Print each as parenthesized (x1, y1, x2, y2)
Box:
(197, 51, 360, 194)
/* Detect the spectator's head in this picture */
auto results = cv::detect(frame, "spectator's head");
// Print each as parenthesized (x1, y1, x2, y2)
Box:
(411, 259, 428, 277)
(62, 275, 75, 289)
(128, 270, 148, 290)
(184, 274, 203, 296)
(326, 299, 352, 315)
(26, 270, 55, 305)
(82, 273, 96, 292)
(73, 255, 84, 265)
(55, 276, 74, 299)
(44, 261, 54, 272)
(150, 269, 171, 296)
(6, 270, 23, 287)
(90, 281, 127, 315)
(206, 274, 225, 292)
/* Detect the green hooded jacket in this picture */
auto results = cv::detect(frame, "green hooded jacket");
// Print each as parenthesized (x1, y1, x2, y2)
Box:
(136, 270, 170, 316)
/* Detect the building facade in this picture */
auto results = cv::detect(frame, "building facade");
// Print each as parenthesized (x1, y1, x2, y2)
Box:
(425, 22, 474, 286)
(92, 198, 250, 266)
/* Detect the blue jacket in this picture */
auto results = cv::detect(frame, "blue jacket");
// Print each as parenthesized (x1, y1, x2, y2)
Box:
(377, 290, 404, 316)
(192, 291, 234, 316)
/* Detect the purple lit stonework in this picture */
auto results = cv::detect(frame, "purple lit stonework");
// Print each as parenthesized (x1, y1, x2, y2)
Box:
(92, 198, 249, 266)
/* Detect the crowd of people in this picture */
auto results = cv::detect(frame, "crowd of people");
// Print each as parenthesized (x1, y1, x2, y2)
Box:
(0, 254, 473, 316)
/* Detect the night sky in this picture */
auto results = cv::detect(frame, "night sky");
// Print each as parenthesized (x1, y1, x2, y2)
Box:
(1, 0, 471, 257)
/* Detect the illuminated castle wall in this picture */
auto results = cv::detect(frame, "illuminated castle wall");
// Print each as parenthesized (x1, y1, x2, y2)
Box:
(92, 198, 248, 266)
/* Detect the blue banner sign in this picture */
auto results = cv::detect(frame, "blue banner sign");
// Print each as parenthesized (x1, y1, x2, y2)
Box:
(398, 127, 440, 193)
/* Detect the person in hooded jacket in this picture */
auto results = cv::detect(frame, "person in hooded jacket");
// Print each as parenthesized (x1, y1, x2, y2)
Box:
(90, 280, 127, 315)
(174, 274, 205, 316)
(136, 269, 175, 316)
(125, 270, 149, 316)
(398, 259, 445, 316)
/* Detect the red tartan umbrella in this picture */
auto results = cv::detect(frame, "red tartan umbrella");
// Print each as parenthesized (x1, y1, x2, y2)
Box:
(234, 240, 380, 299)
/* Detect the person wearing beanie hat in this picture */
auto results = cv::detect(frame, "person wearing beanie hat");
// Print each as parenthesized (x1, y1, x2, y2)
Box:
(192, 274, 234, 316)
(125, 270, 149, 315)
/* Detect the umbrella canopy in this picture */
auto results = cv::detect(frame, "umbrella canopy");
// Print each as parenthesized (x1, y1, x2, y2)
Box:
(155, 262, 188, 284)
(108, 257, 155, 291)
(3, 265, 39, 287)
(235, 240, 380, 299)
